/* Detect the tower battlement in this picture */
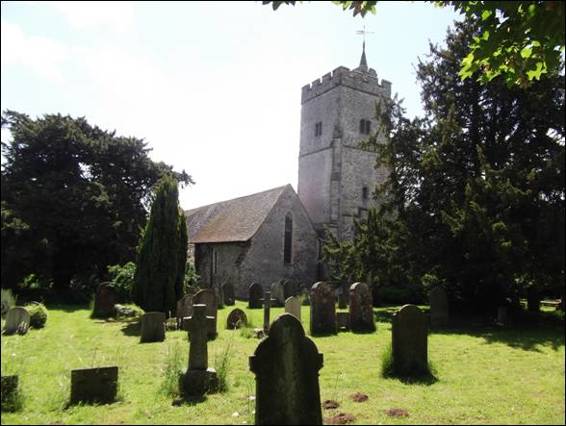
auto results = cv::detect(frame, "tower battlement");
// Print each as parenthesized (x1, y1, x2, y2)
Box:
(301, 66, 391, 104)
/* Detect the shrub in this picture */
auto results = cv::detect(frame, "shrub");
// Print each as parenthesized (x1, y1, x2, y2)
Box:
(107, 262, 136, 302)
(1, 289, 17, 318)
(26, 302, 48, 328)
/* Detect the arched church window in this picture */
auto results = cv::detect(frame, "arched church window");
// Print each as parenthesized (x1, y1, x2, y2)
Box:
(284, 214, 293, 265)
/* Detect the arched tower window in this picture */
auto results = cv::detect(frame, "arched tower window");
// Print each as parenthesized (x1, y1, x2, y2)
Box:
(284, 214, 293, 265)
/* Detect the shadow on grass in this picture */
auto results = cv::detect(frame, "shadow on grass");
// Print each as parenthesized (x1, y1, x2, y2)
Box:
(118, 318, 141, 337)
(172, 395, 207, 406)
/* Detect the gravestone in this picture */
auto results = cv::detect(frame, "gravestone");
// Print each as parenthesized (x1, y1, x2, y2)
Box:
(177, 294, 194, 330)
(3, 307, 30, 336)
(349, 282, 375, 332)
(181, 304, 218, 397)
(222, 282, 235, 306)
(249, 283, 264, 309)
(336, 311, 350, 331)
(260, 291, 278, 334)
(92, 282, 117, 318)
(70, 366, 118, 405)
(226, 308, 247, 329)
(193, 289, 218, 339)
(140, 312, 166, 343)
(429, 287, 449, 327)
(310, 282, 337, 336)
(392, 305, 428, 375)
(283, 280, 297, 300)
(284, 296, 301, 321)
(250, 314, 323, 425)
(271, 281, 285, 307)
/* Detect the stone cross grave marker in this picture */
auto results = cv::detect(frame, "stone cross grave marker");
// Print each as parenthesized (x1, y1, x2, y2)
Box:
(310, 281, 337, 336)
(193, 289, 218, 339)
(140, 312, 166, 343)
(3, 307, 30, 336)
(284, 296, 301, 321)
(349, 282, 375, 332)
(222, 282, 235, 306)
(429, 286, 449, 327)
(250, 314, 324, 425)
(226, 308, 248, 329)
(92, 282, 117, 318)
(181, 304, 218, 397)
(392, 305, 428, 375)
(249, 282, 264, 309)
(260, 290, 278, 334)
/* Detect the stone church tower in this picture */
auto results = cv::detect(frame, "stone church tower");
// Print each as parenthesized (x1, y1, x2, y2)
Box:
(298, 45, 391, 242)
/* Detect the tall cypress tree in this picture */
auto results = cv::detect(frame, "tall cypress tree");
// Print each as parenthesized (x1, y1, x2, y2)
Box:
(133, 175, 186, 314)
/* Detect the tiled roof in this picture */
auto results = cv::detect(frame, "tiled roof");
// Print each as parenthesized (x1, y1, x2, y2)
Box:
(184, 185, 290, 243)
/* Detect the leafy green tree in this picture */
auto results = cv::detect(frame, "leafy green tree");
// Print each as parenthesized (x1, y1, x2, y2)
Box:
(132, 175, 187, 314)
(264, 1, 565, 87)
(1, 111, 191, 292)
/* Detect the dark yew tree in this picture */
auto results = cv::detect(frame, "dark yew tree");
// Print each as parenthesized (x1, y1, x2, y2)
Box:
(132, 175, 187, 314)
(1, 111, 192, 292)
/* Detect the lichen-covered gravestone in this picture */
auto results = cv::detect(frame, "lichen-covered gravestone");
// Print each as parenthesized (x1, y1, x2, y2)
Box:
(429, 287, 449, 327)
(349, 282, 375, 332)
(181, 304, 218, 397)
(92, 282, 117, 318)
(250, 314, 324, 425)
(284, 296, 301, 321)
(140, 312, 166, 343)
(310, 282, 337, 336)
(226, 308, 247, 329)
(70, 366, 118, 405)
(392, 305, 428, 376)
(249, 283, 264, 309)
(193, 289, 218, 339)
(3, 307, 30, 336)
(270, 281, 285, 307)
(222, 282, 235, 306)
(177, 294, 194, 330)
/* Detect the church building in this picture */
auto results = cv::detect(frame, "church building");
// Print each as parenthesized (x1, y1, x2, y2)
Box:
(185, 45, 391, 298)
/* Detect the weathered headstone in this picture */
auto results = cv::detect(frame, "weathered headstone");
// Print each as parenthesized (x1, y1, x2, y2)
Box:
(391, 305, 428, 375)
(336, 311, 350, 331)
(222, 282, 235, 306)
(176, 294, 194, 330)
(270, 281, 285, 307)
(250, 314, 323, 425)
(310, 281, 337, 336)
(70, 366, 118, 405)
(283, 280, 297, 300)
(349, 282, 375, 332)
(193, 289, 218, 339)
(249, 282, 264, 309)
(429, 287, 449, 327)
(140, 312, 166, 343)
(181, 304, 218, 397)
(226, 308, 247, 329)
(260, 291, 278, 334)
(284, 296, 301, 321)
(92, 282, 117, 318)
(3, 307, 30, 336)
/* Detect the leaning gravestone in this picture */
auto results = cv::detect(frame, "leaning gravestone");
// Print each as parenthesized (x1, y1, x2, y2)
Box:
(181, 304, 218, 397)
(349, 282, 375, 332)
(177, 294, 194, 330)
(92, 282, 117, 318)
(193, 289, 218, 339)
(70, 366, 118, 405)
(285, 296, 301, 321)
(271, 281, 285, 307)
(3, 307, 30, 336)
(310, 282, 337, 336)
(392, 305, 428, 375)
(226, 308, 247, 329)
(140, 312, 166, 343)
(222, 282, 235, 306)
(249, 283, 264, 309)
(429, 286, 449, 327)
(250, 314, 323, 425)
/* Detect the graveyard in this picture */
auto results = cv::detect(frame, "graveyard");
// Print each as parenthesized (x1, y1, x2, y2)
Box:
(1, 299, 564, 425)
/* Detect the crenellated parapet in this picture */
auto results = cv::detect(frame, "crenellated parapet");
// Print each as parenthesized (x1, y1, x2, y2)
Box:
(301, 66, 391, 104)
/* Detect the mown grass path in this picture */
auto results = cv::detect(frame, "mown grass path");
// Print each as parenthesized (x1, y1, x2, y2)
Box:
(1, 302, 564, 424)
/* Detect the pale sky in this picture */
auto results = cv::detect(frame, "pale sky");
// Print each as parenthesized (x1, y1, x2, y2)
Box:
(1, 1, 461, 210)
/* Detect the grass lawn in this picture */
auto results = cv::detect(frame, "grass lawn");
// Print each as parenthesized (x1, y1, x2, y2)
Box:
(1, 302, 564, 425)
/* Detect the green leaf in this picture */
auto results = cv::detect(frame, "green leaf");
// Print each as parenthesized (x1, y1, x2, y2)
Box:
(520, 46, 532, 58)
